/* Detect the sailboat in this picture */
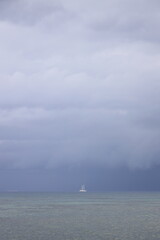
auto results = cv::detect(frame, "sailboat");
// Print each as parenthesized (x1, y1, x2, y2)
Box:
(79, 184, 87, 192)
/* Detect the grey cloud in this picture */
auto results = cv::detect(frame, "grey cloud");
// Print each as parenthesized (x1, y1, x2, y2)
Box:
(0, 106, 159, 169)
(0, 0, 160, 173)
(0, 0, 65, 25)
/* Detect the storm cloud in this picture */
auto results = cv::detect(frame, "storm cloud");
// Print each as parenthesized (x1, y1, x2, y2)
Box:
(0, 0, 160, 177)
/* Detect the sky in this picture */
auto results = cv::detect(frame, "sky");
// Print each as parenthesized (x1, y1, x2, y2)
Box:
(0, 0, 160, 191)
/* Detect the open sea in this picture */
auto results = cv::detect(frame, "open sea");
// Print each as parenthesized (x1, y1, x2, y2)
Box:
(0, 192, 160, 240)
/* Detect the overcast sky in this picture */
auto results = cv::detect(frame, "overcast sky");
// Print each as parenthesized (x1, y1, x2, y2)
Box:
(0, 0, 160, 191)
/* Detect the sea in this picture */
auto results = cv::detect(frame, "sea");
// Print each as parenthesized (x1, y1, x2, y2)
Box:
(0, 192, 160, 240)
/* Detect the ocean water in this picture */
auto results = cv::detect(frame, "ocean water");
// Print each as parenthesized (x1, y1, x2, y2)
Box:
(0, 192, 160, 240)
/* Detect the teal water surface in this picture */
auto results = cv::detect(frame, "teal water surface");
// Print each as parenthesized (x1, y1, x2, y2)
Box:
(0, 192, 160, 240)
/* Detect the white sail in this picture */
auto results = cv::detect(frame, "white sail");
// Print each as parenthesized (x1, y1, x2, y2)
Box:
(79, 185, 87, 192)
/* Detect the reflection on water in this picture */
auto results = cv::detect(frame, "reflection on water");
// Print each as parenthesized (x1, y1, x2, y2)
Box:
(0, 192, 160, 240)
